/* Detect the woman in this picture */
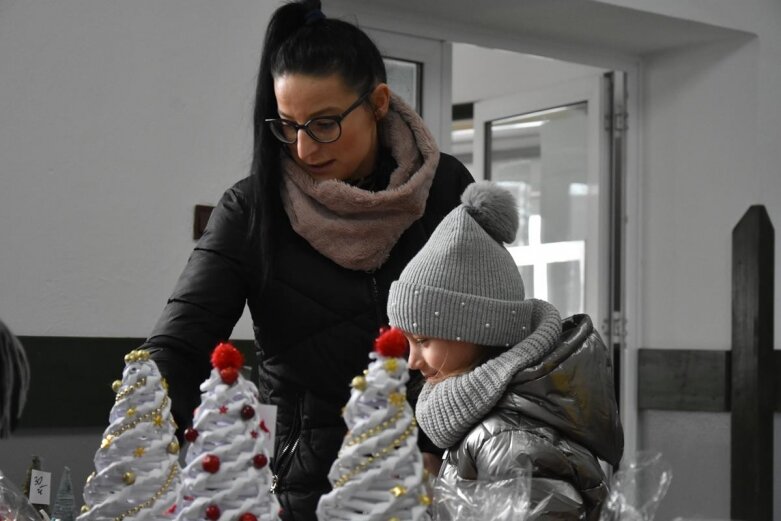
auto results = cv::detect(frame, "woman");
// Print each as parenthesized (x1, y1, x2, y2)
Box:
(141, 1, 473, 520)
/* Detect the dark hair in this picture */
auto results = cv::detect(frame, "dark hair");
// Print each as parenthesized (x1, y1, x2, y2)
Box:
(247, 0, 387, 293)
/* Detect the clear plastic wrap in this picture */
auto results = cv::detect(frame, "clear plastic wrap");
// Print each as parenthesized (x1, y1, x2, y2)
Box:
(431, 468, 531, 521)
(600, 451, 673, 521)
(0, 470, 42, 521)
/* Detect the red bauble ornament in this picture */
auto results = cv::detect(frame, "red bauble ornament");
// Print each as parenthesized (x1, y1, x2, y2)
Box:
(219, 367, 239, 385)
(184, 428, 199, 443)
(252, 454, 268, 469)
(374, 327, 408, 357)
(241, 405, 255, 420)
(205, 504, 220, 521)
(202, 454, 220, 473)
(239, 514, 257, 521)
(211, 342, 244, 370)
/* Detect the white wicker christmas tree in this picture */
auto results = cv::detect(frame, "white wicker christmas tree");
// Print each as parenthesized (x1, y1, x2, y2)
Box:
(316, 327, 431, 521)
(78, 350, 181, 521)
(173, 342, 278, 521)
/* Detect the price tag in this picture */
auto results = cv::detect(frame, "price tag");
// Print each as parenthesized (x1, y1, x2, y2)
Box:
(256, 403, 278, 454)
(29, 470, 52, 505)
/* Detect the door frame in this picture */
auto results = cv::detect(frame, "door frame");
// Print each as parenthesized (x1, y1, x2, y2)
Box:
(331, 0, 643, 460)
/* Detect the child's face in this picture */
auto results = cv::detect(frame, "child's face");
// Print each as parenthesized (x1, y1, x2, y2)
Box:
(404, 332, 482, 383)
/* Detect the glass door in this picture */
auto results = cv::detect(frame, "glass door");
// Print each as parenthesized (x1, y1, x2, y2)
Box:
(473, 76, 609, 325)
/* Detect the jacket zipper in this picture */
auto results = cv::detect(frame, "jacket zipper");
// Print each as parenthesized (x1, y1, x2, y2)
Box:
(369, 275, 384, 329)
(271, 395, 304, 494)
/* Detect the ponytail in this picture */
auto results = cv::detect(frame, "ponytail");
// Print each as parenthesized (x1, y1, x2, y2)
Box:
(247, 0, 386, 295)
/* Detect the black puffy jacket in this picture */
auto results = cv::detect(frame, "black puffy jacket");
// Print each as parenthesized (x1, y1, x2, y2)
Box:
(143, 153, 473, 520)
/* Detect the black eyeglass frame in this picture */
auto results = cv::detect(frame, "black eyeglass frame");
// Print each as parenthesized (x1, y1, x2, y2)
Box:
(265, 89, 374, 144)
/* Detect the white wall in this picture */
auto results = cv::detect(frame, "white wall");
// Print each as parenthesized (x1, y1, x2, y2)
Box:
(451, 43, 604, 104)
(608, 1, 781, 518)
(0, 0, 274, 339)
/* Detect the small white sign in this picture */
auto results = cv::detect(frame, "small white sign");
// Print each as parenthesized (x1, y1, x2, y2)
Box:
(29, 470, 52, 505)
(256, 403, 278, 454)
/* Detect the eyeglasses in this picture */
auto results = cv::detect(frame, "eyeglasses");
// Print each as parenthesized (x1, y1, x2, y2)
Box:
(265, 89, 372, 144)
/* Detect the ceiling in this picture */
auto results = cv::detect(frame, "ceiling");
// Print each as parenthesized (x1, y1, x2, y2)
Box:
(330, 0, 753, 60)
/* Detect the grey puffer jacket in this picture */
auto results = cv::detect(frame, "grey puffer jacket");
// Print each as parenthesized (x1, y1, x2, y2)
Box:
(439, 314, 623, 520)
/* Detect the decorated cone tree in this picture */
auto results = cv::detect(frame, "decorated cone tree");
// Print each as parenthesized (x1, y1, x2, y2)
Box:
(174, 342, 278, 521)
(316, 328, 431, 521)
(78, 350, 182, 521)
(52, 467, 76, 521)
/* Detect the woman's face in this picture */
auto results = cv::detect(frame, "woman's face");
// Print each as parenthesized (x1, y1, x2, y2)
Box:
(273, 73, 389, 182)
(404, 332, 482, 383)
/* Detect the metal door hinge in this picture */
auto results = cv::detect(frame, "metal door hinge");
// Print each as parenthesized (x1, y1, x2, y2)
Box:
(605, 113, 628, 132)
(601, 313, 627, 345)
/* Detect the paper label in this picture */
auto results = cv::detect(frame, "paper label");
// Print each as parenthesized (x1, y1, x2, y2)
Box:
(256, 403, 278, 454)
(29, 470, 52, 505)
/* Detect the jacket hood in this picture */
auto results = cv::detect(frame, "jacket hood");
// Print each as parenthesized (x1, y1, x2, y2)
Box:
(495, 314, 624, 467)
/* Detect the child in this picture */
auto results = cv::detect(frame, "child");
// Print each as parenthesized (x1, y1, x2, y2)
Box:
(387, 181, 623, 520)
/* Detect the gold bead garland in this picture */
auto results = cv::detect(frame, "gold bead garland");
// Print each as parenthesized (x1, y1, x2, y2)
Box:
(343, 408, 404, 448)
(104, 395, 170, 442)
(333, 418, 417, 488)
(101, 435, 115, 449)
(114, 377, 147, 402)
(117, 462, 178, 521)
(80, 462, 178, 521)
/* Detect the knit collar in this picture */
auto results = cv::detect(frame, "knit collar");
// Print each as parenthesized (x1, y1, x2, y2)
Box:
(279, 93, 440, 272)
(415, 299, 562, 449)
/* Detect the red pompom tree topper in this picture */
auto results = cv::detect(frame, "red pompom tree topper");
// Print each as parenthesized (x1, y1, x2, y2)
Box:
(211, 342, 244, 385)
(373, 327, 408, 358)
(211, 342, 245, 370)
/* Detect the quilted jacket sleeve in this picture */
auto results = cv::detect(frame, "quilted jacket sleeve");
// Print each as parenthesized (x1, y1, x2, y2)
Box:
(141, 181, 254, 434)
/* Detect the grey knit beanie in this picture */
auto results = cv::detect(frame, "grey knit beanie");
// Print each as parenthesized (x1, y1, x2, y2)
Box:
(388, 181, 534, 346)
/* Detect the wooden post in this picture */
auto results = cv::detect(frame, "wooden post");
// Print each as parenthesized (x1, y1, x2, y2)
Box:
(731, 205, 774, 521)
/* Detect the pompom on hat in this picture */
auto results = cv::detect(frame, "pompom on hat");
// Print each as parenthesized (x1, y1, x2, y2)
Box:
(388, 181, 534, 347)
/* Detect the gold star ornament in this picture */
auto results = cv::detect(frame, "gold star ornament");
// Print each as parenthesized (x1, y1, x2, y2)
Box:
(388, 392, 406, 408)
(389, 485, 407, 497)
(384, 358, 398, 373)
(133, 446, 146, 458)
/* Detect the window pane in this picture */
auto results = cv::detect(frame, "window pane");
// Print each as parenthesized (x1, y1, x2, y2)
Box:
(489, 103, 588, 315)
